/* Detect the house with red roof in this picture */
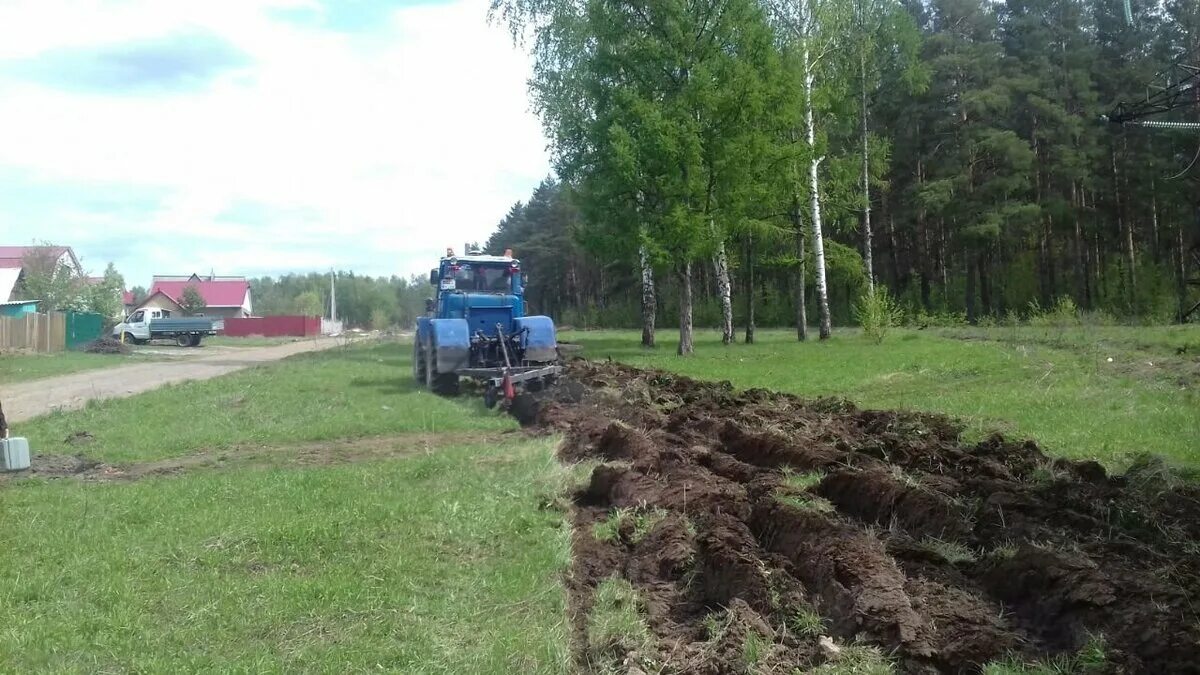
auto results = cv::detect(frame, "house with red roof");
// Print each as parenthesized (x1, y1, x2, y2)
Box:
(130, 273, 253, 319)
(0, 245, 83, 303)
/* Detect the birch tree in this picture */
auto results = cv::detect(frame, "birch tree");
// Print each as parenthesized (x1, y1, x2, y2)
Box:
(772, 0, 850, 339)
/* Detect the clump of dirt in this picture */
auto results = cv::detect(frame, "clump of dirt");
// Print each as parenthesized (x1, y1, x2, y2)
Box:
(520, 360, 1200, 674)
(83, 337, 132, 354)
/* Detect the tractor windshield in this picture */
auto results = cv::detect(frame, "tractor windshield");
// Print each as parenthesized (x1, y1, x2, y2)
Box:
(452, 264, 512, 293)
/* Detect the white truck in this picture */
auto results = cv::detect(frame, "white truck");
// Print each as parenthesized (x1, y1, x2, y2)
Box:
(111, 308, 223, 347)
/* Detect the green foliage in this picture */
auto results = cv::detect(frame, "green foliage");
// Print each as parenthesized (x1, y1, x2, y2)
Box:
(179, 285, 207, 316)
(593, 506, 668, 544)
(85, 262, 126, 319)
(292, 290, 323, 317)
(251, 272, 428, 329)
(854, 287, 903, 344)
(369, 308, 390, 331)
(15, 245, 86, 311)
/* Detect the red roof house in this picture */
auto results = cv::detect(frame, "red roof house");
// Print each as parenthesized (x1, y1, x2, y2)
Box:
(132, 273, 253, 318)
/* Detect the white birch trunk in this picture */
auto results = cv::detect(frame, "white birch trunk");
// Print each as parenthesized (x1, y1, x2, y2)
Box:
(639, 243, 656, 348)
(860, 52, 874, 294)
(802, 0, 833, 340)
(714, 238, 734, 344)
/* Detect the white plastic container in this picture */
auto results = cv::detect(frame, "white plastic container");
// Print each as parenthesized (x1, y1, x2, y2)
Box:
(1, 437, 30, 471)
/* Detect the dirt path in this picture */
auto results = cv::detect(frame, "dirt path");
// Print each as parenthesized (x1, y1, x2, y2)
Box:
(1, 338, 349, 424)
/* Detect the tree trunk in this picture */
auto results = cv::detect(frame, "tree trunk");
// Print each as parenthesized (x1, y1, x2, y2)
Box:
(1072, 182, 1085, 308)
(917, 159, 932, 310)
(677, 261, 694, 356)
(1178, 222, 1189, 322)
(979, 250, 992, 317)
(860, 52, 874, 294)
(714, 236, 734, 345)
(792, 199, 808, 341)
(800, 7, 832, 340)
(965, 251, 977, 325)
(639, 243, 656, 348)
(744, 233, 755, 344)
(1112, 141, 1137, 310)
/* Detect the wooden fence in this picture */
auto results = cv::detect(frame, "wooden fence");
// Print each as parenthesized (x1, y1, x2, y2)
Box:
(0, 312, 66, 353)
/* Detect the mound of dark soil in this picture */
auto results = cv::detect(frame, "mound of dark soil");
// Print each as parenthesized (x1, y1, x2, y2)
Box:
(520, 360, 1200, 674)
(83, 337, 131, 354)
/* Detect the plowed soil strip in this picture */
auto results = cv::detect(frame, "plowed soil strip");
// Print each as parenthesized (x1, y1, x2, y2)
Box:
(516, 360, 1200, 674)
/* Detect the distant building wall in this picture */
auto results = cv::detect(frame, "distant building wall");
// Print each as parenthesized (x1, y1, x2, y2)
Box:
(223, 315, 320, 337)
(0, 301, 39, 317)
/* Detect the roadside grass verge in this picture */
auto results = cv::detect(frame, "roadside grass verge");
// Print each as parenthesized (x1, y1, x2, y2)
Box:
(0, 437, 570, 673)
(18, 341, 515, 464)
(0, 351, 140, 385)
(563, 328, 1198, 469)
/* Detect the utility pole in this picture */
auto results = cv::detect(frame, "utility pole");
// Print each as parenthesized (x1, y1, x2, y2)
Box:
(329, 269, 337, 322)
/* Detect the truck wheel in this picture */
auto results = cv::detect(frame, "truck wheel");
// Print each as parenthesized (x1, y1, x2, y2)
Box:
(189, 335, 202, 347)
(175, 335, 191, 347)
(121, 332, 136, 345)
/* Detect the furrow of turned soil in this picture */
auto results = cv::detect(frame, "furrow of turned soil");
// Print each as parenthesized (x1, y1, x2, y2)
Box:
(513, 361, 1200, 674)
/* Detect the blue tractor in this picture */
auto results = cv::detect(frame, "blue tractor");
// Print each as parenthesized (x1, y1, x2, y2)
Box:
(414, 246, 561, 405)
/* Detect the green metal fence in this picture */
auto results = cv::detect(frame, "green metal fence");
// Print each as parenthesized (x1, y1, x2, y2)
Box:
(64, 311, 104, 350)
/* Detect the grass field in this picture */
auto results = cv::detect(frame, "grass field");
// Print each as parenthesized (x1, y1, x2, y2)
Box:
(0, 341, 571, 673)
(564, 327, 1199, 469)
(0, 351, 142, 385)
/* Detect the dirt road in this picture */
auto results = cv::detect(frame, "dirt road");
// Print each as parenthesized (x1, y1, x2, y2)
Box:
(1, 338, 347, 424)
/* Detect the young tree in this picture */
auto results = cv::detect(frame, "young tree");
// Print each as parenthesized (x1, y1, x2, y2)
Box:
(86, 262, 125, 318)
(17, 247, 85, 311)
(180, 285, 207, 316)
(292, 290, 323, 317)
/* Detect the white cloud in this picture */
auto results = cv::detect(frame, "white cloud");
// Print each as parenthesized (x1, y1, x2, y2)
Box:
(0, 0, 549, 285)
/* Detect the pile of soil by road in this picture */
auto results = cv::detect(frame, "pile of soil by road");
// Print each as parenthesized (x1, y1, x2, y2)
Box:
(514, 360, 1200, 674)
(83, 337, 132, 354)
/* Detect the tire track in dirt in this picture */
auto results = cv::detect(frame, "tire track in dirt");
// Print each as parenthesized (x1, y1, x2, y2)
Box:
(517, 361, 1200, 674)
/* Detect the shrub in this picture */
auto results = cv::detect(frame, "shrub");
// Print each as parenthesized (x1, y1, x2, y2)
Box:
(854, 287, 904, 344)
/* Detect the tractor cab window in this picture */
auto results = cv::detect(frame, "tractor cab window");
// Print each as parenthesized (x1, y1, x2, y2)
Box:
(453, 264, 511, 293)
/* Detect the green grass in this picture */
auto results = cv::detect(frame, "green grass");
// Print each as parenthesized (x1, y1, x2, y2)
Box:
(564, 328, 1199, 470)
(586, 577, 653, 668)
(21, 342, 515, 464)
(0, 351, 141, 384)
(1, 339, 570, 673)
(0, 438, 570, 673)
(592, 506, 668, 544)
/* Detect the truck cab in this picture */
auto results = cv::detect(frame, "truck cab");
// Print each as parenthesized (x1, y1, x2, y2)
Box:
(114, 308, 173, 343)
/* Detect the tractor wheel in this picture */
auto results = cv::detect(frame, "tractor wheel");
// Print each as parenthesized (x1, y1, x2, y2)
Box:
(424, 335, 435, 390)
(412, 338, 426, 383)
(483, 384, 500, 409)
(432, 373, 460, 397)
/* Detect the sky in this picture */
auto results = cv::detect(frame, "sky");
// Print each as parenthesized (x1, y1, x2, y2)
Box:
(0, 0, 550, 288)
